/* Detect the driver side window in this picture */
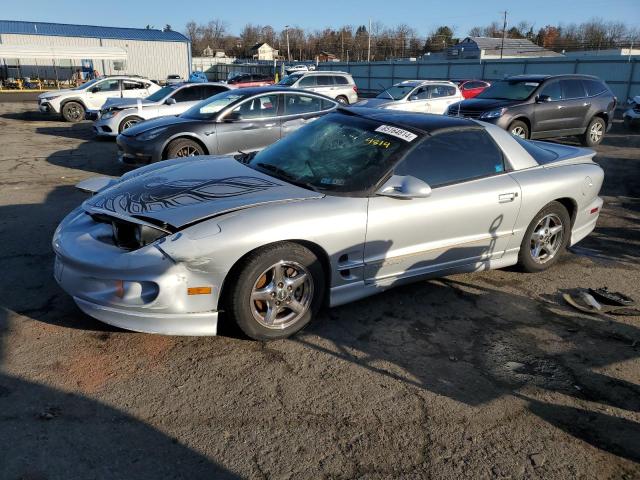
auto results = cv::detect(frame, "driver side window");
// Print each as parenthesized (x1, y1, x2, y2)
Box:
(540, 81, 562, 101)
(395, 130, 505, 188)
(411, 87, 430, 100)
(93, 79, 120, 92)
(232, 94, 279, 119)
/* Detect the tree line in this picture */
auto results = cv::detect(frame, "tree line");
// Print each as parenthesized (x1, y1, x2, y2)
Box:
(183, 18, 639, 61)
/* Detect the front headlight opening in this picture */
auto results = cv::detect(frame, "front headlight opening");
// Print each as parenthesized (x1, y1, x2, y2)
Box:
(112, 221, 167, 250)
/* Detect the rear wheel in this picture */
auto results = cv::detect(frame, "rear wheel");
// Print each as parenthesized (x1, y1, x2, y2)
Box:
(165, 138, 205, 159)
(518, 201, 570, 272)
(62, 101, 85, 122)
(118, 116, 143, 133)
(226, 242, 325, 340)
(335, 95, 349, 105)
(509, 120, 529, 139)
(580, 117, 605, 146)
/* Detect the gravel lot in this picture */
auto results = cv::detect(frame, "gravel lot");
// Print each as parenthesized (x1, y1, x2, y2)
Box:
(0, 101, 638, 480)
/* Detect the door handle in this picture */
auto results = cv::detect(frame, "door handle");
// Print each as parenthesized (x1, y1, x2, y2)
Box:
(242, 124, 257, 130)
(203, 131, 215, 136)
(499, 192, 517, 203)
(264, 123, 276, 127)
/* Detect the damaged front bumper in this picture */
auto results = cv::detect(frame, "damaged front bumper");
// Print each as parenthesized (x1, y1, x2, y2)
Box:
(52, 208, 220, 335)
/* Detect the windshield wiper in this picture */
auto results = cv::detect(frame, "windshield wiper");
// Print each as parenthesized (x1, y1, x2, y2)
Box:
(254, 162, 323, 193)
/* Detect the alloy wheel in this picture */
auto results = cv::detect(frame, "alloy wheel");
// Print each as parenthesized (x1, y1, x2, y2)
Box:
(529, 213, 564, 264)
(511, 126, 526, 138)
(250, 261, 314, 329)
(122, 119, 140, 131)
(590, 121, 604, 143)
(176, 146, 200, 157)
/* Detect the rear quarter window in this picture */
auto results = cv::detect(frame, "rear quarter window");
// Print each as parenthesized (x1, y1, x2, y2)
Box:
(513, 137, 559, 164)
(583, 79, 608, 97)
(334, 76, 350, 85)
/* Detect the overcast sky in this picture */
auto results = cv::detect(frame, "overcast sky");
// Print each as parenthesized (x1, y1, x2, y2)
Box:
(4, 0, 640, 38)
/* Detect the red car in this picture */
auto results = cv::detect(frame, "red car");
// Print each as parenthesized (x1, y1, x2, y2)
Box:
(227, 73, 274, 88)
(456, 80, 491, 99)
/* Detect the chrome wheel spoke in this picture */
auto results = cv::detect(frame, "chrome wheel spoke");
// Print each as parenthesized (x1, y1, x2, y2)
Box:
(285, 271, 307, 290)
(287, 298, 305, 314)
(263, 303, 280, 325)
(251, 286, 274, 302)
(532, 242, 543, 258)
(549, 224, 563, 236)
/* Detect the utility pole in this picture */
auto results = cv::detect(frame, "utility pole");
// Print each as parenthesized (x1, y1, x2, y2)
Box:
(500, 10, 507, 59)
(285, 25, 291, 62)
(341, 30, 344, 61)
(367, 18, 372, 62)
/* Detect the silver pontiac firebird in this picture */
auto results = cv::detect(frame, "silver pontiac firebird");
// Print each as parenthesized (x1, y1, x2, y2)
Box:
(53, 108, 604, 340)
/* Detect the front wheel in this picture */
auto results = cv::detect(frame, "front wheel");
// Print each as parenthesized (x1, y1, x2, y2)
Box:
(335, 95, 349, 105)
(580, 117, 606, 146)
(119, 116, 143, 133)
(517, 201, 570, 272)
(61, 101, 85, 122)
(165, 138, 205, 159)
(508, 120, 529, 139)
(226, 242, 325, 340)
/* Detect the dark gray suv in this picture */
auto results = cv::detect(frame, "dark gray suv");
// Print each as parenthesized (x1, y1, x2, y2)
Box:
(447, 74, 616, 146)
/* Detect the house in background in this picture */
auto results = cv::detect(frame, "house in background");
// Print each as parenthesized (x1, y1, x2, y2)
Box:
(448, 37, 562, 60)
(250, 42, 279, 61)
(318, 51, 339, 62)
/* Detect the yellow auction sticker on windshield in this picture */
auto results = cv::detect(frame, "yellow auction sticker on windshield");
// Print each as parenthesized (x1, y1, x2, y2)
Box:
(365, 137, 391, 148)
(375, 125, 417, 142)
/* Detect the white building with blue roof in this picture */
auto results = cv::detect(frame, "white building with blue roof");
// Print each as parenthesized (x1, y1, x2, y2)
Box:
(0, 20, 191, 83)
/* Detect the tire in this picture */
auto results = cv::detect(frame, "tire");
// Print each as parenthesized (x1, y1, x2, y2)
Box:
(61, 101, 85, 122)
(226, 242, 325, 341)
(508, 120, 529, 139)
(517, 201, 571, 273)
(118, 116, 143, 133)
(335, 95, 349, 105)
(165, 138, 205, 159)
(580, 117, 606, 146)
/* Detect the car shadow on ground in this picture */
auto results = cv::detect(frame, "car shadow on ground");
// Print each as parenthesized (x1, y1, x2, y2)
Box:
(0, 308, 241, 479)
(46, 135, 126, 177)
(36, 122, 102, 141)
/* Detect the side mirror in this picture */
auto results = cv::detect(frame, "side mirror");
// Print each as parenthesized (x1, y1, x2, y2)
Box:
(90, 87, 100, 93)
(165, 97, 177, 105)
(409, 95, 419, 101)
(376, 175, 432, 199)
(223, 110, 242, 122)
(536, 94, 551, 103)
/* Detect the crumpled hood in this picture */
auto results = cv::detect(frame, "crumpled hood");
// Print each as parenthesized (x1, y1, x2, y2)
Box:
(82, 156, 323, 229)
(102, 97, 155, 111)
(354, 98, 395, 109)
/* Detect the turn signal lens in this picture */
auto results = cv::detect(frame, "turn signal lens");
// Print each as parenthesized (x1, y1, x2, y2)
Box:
(590, 207, 599, 214)
(115, 280, 125, 298)
(188, 286, 212, 295)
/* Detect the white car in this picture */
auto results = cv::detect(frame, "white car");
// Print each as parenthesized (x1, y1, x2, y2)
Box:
(355, 80, 463, 114)
(285, 65, 309, 74)
(93, 82, 231, 136)
(623, 95, 640, 129)
(37, 76, 161, 122)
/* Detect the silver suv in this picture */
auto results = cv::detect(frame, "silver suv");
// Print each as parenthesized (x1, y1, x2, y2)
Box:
(277, 71, 358, 104)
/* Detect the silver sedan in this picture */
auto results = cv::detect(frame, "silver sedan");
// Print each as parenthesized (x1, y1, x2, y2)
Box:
(53, 108, 604, 340)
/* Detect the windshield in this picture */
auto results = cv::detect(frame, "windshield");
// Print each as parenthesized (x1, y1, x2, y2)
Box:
(147, 85, 177, 102)
(247, 113, 418, 195)
(181, 90, 245, 120)
(277, 74, 302, 86)
(72, 78, 101, 90)
(376, 85, 415, 100)
(476, 80, 540, 100)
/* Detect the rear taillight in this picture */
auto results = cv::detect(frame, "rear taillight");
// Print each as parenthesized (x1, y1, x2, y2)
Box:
(353, 85, 358, 93)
